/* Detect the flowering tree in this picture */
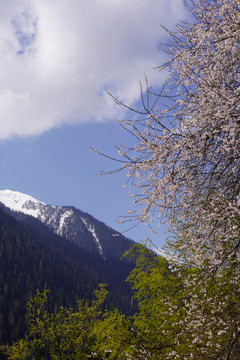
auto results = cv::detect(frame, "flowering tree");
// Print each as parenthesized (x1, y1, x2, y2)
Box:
(101, 0, 240, 357)
(114, 0, 240, 269)
(3, 1, 240, 359)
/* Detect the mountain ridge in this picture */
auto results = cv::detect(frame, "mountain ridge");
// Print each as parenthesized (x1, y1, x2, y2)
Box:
(0, 189, 134, 260)
(0, 204, 135, 344)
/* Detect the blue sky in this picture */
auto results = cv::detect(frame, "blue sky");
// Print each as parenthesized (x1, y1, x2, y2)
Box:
(0, 0, 186, 249)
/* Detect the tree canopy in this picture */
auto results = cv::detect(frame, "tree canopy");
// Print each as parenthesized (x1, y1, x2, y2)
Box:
(112, 0, 240, 272)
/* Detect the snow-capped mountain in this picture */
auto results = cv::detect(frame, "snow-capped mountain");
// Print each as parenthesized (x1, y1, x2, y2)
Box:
(0, 190, 134, 260)
(0, 190, 46, 218)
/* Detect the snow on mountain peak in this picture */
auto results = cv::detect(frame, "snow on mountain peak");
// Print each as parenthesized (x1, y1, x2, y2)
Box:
(0, 189, 46, 218)
(0, 189, 133, 259)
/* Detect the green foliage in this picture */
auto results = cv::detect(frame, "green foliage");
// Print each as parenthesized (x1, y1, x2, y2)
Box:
(0, 339, 31, 360)
(124, 245, 185, 358)
(0, 207, 134, 345)
(1, 285, 108, 360)
(93, 309, 133, 359)
(2, 244, 239, 359)
(98, 244, 240, 359)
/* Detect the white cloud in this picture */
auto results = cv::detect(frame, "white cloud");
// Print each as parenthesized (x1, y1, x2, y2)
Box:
(0, 0, 186, 139)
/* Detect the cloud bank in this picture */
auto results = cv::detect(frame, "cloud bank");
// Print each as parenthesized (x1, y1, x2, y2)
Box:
(0, 0, 186, 139)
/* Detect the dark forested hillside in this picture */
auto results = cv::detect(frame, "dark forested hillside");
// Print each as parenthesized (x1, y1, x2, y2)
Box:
(0, 208, 134, 345)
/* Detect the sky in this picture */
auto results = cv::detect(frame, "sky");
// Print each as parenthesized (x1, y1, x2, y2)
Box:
(0, 0, 187, 249)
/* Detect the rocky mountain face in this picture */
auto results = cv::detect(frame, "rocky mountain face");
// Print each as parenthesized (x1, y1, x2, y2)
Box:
(0, 190, 137, 345)
(0, 190, 134, 260)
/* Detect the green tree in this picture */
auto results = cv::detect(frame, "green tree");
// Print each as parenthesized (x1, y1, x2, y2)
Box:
(3, 243, 240, 359)
(100, 244, 240, 359)
(1, 285, 108, 360)
(123, 245, 185, 359)
(94, 244, 186, 359)
(93, 309, 133, 359)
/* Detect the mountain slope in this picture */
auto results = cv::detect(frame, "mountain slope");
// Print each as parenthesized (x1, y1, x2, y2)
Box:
(0, 206, 134, 345)
(0, 190, 134, 260)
